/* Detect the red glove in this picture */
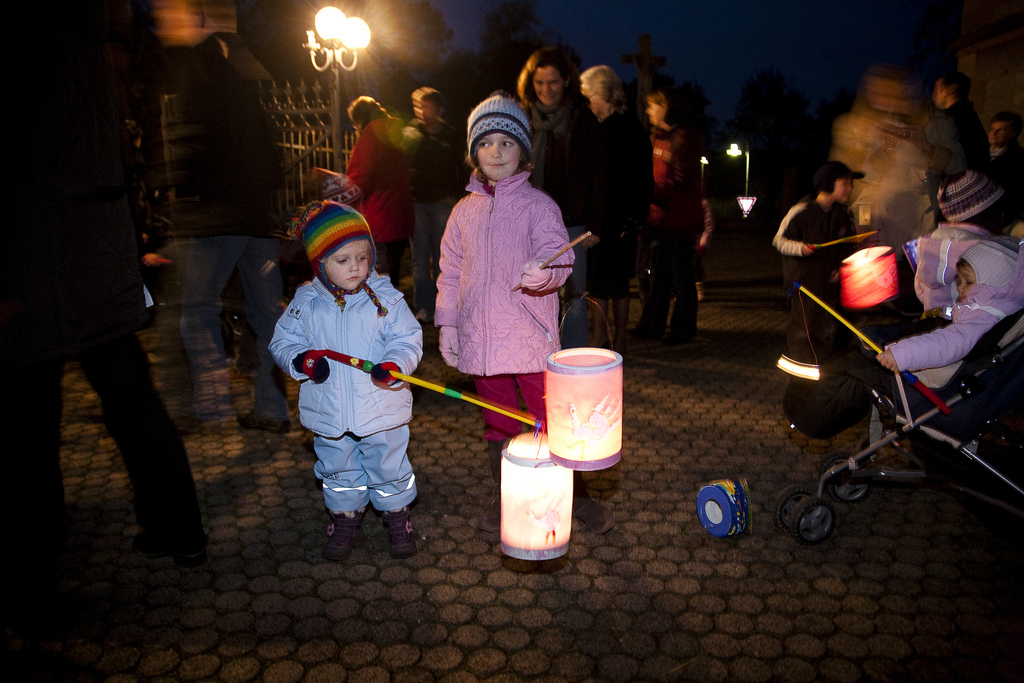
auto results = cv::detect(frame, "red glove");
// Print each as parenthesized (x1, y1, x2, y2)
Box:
(371, 361, 401, 389)
(293, 350, 330, 383)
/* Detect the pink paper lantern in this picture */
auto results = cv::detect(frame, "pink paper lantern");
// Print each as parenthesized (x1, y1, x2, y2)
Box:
(545, 348, 623, 471)
(841, 246, 899, 309)
(500, 434, 573, 560)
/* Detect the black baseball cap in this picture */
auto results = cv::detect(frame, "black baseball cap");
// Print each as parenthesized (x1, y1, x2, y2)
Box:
(813, 161, 865, 192)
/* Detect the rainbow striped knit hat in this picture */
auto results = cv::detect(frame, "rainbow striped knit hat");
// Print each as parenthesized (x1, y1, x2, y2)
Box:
(290, 201, 385, 315)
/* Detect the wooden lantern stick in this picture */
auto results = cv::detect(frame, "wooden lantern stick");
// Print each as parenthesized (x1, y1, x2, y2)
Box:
(511, 231, 592, 292)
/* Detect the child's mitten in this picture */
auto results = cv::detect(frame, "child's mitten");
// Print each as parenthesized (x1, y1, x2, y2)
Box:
(293, 350, 330, 383)
(440, 326, 459, 367)
(521, 259, 552, 290)
(371, 361, 402, 389)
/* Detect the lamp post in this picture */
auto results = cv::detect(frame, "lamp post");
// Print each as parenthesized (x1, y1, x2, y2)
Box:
(700, 155, 708, 183)
(726, 143, 749, 195)
(303, 6, 371, 171)
(727, 143, 755, 217)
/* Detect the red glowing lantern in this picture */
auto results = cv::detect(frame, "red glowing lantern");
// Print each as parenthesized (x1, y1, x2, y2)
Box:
(500, 433, 573, 560)
(545, 348, 623, 471)
(841, 246, 899, 309)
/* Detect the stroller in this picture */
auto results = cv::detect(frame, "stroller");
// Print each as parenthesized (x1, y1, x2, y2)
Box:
(774, 308, 1024, 545)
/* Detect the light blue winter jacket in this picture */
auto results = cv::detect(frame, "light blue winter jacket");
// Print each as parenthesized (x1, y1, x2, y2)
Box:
(270, 272, 423, 438)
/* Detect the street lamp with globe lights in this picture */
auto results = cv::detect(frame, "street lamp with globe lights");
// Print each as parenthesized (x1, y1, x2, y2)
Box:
(303, 6, 371, 170)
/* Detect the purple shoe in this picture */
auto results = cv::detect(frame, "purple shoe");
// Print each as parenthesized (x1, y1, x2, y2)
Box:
(322, 510, 364, 561)
(382, 508, 418, 559)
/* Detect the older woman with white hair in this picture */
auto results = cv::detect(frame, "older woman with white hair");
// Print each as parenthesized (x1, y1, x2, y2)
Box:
(580, 65, 653, 354)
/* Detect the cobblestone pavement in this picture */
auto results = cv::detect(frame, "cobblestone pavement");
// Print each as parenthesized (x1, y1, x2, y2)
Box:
(6, 222, 1024, 682)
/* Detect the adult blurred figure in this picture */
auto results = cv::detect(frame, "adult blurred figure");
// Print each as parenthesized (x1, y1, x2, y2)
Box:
(346, 96, 415, 290)
(3, 0, 206, 632)
(168, 2, 289, 432)
(632, 87, 706, 345)
(580, 65, 653, 354)
(402, 87, 466, 323)
(830, 65, 937, 254)
(987, 111, 1024, 233)
(932, 70, 990, 173)
(517, 46, 606, 349)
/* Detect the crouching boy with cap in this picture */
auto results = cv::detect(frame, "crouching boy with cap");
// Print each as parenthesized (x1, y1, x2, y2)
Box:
(773, 161, 864, 364)
(270, 202, 423, 560)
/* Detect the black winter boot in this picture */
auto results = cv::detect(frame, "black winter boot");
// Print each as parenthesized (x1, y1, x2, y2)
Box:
(382, 507, 418, 558)
(476, 439, 505, 532)
(572, 471, 615, 534)
(322, 509, 365, 561)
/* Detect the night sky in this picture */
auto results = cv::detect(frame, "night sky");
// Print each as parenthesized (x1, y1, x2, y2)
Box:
(429, 0, 931, 122)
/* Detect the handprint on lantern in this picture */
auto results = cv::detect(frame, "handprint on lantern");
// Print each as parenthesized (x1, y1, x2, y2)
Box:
(547, 348, 623, 470)
(569, 396, 621, 443)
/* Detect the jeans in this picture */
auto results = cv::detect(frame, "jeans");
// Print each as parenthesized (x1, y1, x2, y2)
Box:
(180, 235, 288, 421)
(638, 233, 698, 341)
(560, 224, 589, 349)
(412, 199, 455, 315)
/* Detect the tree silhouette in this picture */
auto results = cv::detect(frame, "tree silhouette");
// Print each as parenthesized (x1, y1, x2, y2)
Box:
(478, 0, 549, 94)
(721, 68, 814, 222)
(809, 86, 856, 160)
(726, 68, 812, 153)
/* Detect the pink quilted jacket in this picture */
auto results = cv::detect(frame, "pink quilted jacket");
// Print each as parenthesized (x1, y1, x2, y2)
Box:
(436, 171, 573, 376)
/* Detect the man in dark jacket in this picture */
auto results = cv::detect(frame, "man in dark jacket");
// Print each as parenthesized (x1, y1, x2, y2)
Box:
(170, 19, 289, 432)
(932, 71, 990, 174)
(988, 111, 1024, 229)
(402, 87, 466, 323)
(2, 0, 207, 633)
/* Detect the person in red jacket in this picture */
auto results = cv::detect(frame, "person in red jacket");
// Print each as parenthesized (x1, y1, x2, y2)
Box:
(633, 87, 706, 345)
(346, 97, 415, 289)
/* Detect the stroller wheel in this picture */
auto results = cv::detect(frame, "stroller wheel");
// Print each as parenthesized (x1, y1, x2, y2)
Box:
(774, 484, 815, 532)
(820, 451, 872, 503)
(789, 495, 836, 545)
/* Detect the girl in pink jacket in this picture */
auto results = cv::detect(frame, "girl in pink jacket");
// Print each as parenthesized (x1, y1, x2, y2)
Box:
(436, 92, 614, 535)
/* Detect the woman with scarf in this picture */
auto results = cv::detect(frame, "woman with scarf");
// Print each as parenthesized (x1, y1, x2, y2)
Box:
(517, 46, 606, 350)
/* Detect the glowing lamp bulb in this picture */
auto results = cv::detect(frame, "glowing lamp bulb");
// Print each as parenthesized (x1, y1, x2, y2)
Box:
(314, 6, 347, 41)
(341, 17, 371, 49)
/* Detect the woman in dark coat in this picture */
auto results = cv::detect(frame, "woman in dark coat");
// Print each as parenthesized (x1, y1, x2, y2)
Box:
(580, 65, 653, 354)
(517, 46, 606, 350)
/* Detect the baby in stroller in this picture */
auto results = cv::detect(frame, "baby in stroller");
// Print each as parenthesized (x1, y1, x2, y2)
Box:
(877, 238, 1024, 374)
(776, 189, 1024, 544)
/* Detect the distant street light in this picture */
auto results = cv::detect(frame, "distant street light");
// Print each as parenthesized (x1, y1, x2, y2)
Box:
(727, 143, 754, 218)
(700, 156, 708, 182)
(303, 6, 371, 171)
(726, 143, 749, 196)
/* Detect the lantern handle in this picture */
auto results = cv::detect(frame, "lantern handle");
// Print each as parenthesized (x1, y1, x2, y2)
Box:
(315, 349, 545, 429)
(787, 284, 952, 416)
